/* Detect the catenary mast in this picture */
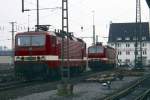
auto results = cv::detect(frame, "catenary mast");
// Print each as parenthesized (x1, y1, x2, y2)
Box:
(135, 0, 142, 68)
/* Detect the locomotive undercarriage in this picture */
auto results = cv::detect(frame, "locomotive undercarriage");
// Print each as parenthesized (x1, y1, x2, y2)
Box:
(15, 62, 86, 80)
(61, 65, 86, 77)
(15, 62, 61, 80)
(88, 61, 115, 71)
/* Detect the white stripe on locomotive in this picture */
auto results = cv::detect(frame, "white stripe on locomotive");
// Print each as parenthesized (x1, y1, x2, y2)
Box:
(15, 55, 86, 61)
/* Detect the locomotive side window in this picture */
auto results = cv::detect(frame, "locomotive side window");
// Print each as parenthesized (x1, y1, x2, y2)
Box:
(17, 35, 45, 46)
(88, 46, 104, 53)
(51, 36, 56, 47)
(17, 35, 30, 46)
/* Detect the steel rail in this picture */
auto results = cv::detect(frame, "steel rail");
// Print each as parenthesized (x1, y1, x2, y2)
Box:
(0, 80, 42, 92)
(134, 88, 150, 100)
(0, 71, 95, 92)
(0, 70, 115, 93)
(103, 75, 149, 100)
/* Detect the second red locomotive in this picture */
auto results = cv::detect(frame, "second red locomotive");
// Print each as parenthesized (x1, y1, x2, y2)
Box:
(15, 29, 86, 80)
(88, 42, 116, 71)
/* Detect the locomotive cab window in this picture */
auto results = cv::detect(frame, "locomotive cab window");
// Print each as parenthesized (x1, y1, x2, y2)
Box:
(88, 46, 104, 53)
(16, 34, 45, 46)
(17, 35, 30, 46)
(32, 35, 45, 46)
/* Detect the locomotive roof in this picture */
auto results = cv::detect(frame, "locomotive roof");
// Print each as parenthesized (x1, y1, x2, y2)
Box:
(88, 44, 115, 50)
(16, 31, 48, 35)
(88, 44, 103, 48)
(16, 31, 85, 43)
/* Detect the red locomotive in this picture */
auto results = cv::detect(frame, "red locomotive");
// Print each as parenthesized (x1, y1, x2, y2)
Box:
(88, 42, 116, 71)
(15, 29, 86, 80)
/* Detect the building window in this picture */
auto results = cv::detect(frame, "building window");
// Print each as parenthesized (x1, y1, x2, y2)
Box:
(126, 51, 130, 55)
(134, 43, 136, 47)
(125, 37, 130, 40)
(117, 43, 121, 47)
(134, 51, 138, 55)
(149, 60, 150, 64)
(142, 43, 146, 47)
(118, 59, 122, 63)
(126, 43, 130, 47)
(125, 59, 130, 63)
(118, 51, 122, 55)
(134, 43, 139, 47)
(117, 37, 122, 41)
(133, 37, 138, 40)
(143, 50, 147, 55)
(111, 43, 114, 46)
(142, 37, 146, 40)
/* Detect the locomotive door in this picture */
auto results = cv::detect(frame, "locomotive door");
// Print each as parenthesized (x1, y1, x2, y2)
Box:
(51, 36, 57, 55)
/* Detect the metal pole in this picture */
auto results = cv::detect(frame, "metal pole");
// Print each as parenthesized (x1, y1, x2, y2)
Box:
(57, 0, 73, 96)
(37, 0, 39, 31)
(66, 0, 70, 80)
(62, 0, 70, 80)
(61, 0, 65, 82)
(149, 9, 150, 37)
(28, 13, 30, 32)
(92, 11, 95, 45)
(86, 48, 89, 71)
(96, 35, 98, 43)
(135, 29, 138, 68)
(139, 23, 143, 67)
(22, 0, 24, 12)
(135, 0, 142, 68)
(9, 22, 16, 65)
(115, 41, 118, 68)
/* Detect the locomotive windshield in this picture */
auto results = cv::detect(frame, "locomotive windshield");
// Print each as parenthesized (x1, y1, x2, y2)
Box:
(17, 35, 45, 46)
(88, 46, 104, 53)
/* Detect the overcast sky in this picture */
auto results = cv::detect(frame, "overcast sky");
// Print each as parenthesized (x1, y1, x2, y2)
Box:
(0, 0, 149, 48)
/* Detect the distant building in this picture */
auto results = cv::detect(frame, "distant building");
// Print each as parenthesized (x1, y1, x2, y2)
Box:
(0, 50, 12, 56)
(0, 50, 12, 64)
(108, 22, 150, 66)
(0, 46, 2, 51)
(0, 46, 9, 51)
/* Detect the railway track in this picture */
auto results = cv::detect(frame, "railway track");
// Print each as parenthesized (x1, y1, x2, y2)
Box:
(0, 80, 48, 92)
(0, 69, 142, 93)
(134, 88, 150, 100)
(0, 68, 14, 82)
(103, 73, 150, 100)
(0, 70, 101, 92)
(0, 70, 116, 99)
(0, 68, 145, 100)
(0, 70, 85, 91)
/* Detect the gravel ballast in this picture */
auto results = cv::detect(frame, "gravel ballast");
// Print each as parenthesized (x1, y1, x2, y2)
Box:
(14, 76, 140, 100)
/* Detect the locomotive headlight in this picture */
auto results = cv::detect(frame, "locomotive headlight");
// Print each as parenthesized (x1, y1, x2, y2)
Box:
(21, 57, 24, 61)
(41, 56, 45, 60)
(37, 56, 40, 61)
(16, 56, 20, 61)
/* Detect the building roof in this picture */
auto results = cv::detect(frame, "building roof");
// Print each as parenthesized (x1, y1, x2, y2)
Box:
(108, 22, 150, 42)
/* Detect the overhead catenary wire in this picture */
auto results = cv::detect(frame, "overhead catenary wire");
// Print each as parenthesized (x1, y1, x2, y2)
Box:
(0, 7, 62, 32)
(22, 0, 62, 31)
(24, 7, 62, 11)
